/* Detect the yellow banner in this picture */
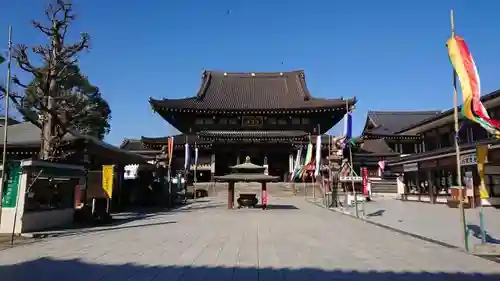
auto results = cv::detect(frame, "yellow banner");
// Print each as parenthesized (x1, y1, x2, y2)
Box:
(102, 165, 114, 198)
(476, 145, 489, 199)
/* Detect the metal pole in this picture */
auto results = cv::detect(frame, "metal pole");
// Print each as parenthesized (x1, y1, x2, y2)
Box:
(349, 145, 359, 218)
(0, 25, 13, 226)
(450, 9, 469, 252)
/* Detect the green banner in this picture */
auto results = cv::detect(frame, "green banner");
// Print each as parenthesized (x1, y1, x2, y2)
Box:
(1, 161, 21, 208)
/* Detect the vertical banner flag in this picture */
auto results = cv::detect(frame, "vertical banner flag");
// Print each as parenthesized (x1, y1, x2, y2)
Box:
(447, 35, 500, 137)
(194, 147, 199, 168)
(476, 145, 489, 199)
(102, 165, 114, 198)
(343, 111, 352, 145)
(184, 143, 190, 171)
(298, 142, 314, 179)
(362, 167, 368, 196)
(378, 160, 385, 177)
(314, 135, 322, 177)
(291, 147, 302, 181)
(167, 136, 174, 166)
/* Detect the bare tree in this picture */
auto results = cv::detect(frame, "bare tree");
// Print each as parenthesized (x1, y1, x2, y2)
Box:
(1, 0, 90, 160)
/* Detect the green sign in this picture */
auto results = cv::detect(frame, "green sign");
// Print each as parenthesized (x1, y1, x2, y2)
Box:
(1, 161, 22, 208)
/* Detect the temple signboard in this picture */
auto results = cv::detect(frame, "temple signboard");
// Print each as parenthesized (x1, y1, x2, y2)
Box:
(460, 153, 482, 166)
(241, 116, 263, 127)
(1, 161, 21, 208)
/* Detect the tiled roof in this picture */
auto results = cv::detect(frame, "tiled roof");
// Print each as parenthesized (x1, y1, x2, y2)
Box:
(359, 139, 397, 154)
(0, 123, 150, 164)
(363, 111, 442, 135)
(120, 139, 145, 150)
(397, 89, 500, 133)
(150, 70, 355, 111)
(0, 122, 76, 145)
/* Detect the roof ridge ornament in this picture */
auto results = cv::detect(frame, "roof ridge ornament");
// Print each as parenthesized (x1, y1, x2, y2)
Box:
(245, 156, 251, 163)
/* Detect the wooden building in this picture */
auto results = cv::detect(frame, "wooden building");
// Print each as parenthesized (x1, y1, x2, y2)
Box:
(349, 111, 442, 194)
(0, 121, 151, 211)
(121, 70, 355, 181)
(352, 90, 500, 206)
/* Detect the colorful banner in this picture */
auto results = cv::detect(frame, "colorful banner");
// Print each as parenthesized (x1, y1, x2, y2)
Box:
(476, 145, 489, 199)
(290, 148, 302, 181)
(447, 35, 500, 137)
(297, 143, 314, 180)
(102, 165, 114, 198)
(362, 167, 368, 196)
(167, 136, 174, 166)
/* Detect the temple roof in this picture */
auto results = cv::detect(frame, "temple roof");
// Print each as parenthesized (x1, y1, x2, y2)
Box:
(397, 89, 500, 134)
(150, 70, 355, 112)
(362, 111, 442, 136)
(359, 139, 396, 154)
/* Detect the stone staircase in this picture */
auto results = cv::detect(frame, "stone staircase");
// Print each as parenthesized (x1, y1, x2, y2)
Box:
(370, 178, 398, 196)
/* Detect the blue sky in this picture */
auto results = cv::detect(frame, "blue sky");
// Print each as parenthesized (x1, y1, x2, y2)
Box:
(1, 0, 500, 146)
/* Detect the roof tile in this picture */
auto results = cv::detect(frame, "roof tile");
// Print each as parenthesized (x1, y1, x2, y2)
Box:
(150, 70, 354, 110)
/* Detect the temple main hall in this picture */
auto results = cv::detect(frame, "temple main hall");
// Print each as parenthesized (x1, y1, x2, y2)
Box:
(121, 70, 355, 181)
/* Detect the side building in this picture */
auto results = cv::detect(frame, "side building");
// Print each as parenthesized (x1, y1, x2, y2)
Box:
(352, 90, 500, 207)
(121, 70, 355, 181)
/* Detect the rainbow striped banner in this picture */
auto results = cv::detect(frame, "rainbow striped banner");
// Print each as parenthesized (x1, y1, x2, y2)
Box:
(447, 35, 500, 137)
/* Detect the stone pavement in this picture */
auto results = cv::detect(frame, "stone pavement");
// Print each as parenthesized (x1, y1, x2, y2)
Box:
(322, 196, 500, 250)
(0, 195, 499, 281)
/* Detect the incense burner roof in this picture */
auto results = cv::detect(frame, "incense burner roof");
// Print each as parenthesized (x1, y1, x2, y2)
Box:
(214, 156, 279, 182)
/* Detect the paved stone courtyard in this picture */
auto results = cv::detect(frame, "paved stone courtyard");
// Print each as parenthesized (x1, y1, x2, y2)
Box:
(0, 195, 499, 281)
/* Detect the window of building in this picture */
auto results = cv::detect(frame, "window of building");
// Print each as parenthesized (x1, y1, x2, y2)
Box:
(267, 117, 277, 125)
(228, 119, 237, 125)
(278, 118, 287, 125)
(195, 118, 203, 125)
(219, 118, 227, 125)
(439, 133, 451, 148)
(24, 178, 78, 212)
(471, 123, 488, 141)
(204, 118, 214, 125)
(301, 118, 310, 124)
(401, 143, 415, 154)
(292, 118, 301, 125)
(424, 134, 437, 151)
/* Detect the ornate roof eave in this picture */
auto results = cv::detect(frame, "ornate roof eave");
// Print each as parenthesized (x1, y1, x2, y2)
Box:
(362, 133, 422, 140)
(150, 105, 350, 115)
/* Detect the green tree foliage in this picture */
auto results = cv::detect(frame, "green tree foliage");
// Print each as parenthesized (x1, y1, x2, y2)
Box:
(23, 64, 111, 140)
(0, 0, 111, 159)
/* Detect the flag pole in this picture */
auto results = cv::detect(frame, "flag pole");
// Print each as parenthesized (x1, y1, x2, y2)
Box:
(0, 25, 13, 227)
(450, 9, 469, 252)
(346, 99, 359, 218)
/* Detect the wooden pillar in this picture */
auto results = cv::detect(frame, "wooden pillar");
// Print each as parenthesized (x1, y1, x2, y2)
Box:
(427, 170, 436, 204)
(261, 182, 268, 210)
(228, 182, 235, 209)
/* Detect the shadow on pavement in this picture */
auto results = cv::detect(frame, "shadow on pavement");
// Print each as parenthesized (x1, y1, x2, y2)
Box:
(172, 203, 227, 213)
(366, 209, 386, 217)
(260, 204, 299, 210)
(468, 224, 500, 245)
(0, 258, 498, 281)
(30, 221, 177, 239)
